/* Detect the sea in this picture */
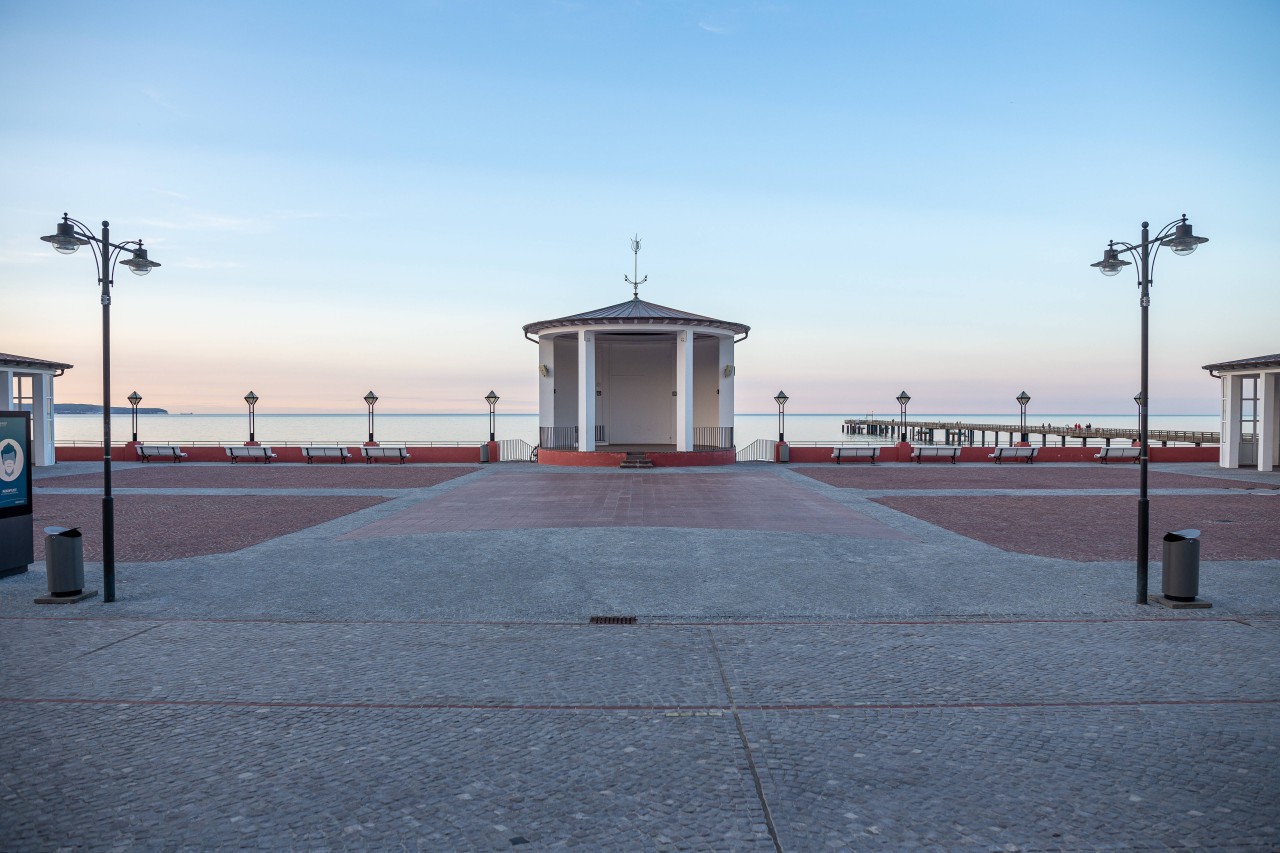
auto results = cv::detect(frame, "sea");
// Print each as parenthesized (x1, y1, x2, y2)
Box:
(55, 412, 1221, 448)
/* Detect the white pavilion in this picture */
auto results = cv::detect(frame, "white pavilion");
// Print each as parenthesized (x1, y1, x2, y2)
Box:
(1203, 353, 1280, 472)
(1, 353, 72, 466)
(523, 276, 749, 456)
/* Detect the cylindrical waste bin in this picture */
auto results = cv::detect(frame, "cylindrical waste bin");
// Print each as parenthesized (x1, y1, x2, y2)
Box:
(44, 526, 85, 597)
(1162, 528, 1201, 602)
(777, 443, 790, 463)
(479, 443, 490, 463)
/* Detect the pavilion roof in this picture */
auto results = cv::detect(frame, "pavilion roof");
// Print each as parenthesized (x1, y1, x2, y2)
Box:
(523, 296, 749, 337)
(0, 353, 74, 371)
(1201, 353, 1280, 373)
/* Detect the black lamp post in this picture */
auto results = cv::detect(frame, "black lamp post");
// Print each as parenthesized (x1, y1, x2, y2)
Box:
(1092, 214, 1208, 604)
(1017, 391, 1031, 443)
(485, 390, 499, 442)
(774, 391, 788, 442)
(364, 391, 378, 443)
(244, 392, 259, 443)
(40, 214, 160, 603)
(128, 391, 142, 442)
(896, 390, 911, 442)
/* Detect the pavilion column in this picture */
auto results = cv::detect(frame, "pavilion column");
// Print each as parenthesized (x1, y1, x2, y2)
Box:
(538, 336, 555, 437)
(578, 330, 596, 451)
(1259, 371, 1277, 473)
(0, 370, 12, 410)
(718, 335, 734, 442)
(30, 373, 54, 466)
(675, 330, 693, 451)
(1221, 374, 1242, 469)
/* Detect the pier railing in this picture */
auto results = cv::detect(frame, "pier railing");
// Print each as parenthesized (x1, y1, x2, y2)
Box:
(842, 418, 1218, 448)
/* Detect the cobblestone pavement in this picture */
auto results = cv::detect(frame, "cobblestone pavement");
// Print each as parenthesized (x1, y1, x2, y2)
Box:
(2, 461, 1277, 850)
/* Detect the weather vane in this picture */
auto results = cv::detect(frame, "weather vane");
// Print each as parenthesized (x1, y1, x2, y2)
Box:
(625, 233, 647, 299)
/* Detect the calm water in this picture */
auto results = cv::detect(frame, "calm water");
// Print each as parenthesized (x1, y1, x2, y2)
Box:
(56, 412, 1220, 447)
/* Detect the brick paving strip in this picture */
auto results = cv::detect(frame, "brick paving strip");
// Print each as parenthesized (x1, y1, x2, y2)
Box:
(43, 463, 480, 490)
(341, 470, 913, 538)
(874, 494, 1280, 560)
(799, 464, 1269, 491)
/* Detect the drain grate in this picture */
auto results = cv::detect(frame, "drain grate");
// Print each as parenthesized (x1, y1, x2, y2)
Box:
(589, 615, 638, 625)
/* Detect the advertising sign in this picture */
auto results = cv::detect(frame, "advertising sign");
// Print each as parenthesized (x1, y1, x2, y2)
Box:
(0, 412, 32, 518)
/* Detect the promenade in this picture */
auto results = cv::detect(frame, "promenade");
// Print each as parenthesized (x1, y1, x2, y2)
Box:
(2, 460, 1277, 851)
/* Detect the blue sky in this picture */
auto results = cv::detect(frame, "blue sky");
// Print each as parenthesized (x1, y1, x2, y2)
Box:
(3, 1, 1276, 415)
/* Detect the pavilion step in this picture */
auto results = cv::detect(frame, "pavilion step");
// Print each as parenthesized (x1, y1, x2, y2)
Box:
(620, 452, 654, 469)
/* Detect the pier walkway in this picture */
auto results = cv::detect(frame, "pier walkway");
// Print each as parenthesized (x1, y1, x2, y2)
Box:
(2, 460, 1276, 850)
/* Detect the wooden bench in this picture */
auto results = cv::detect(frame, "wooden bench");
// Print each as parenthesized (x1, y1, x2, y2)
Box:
(226, 446, 277, 464)
(1095, 446, 1140, 464)
(832, 446, 880, 464)
(135, 444, 187, 462)
(361, 446, 411, 464)
(302, 446, 351, 464)
(912, 446, 962, 464)
(989, 446, 1037, 464)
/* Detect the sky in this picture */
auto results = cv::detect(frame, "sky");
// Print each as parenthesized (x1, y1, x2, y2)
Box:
(2, 0, 1277, 416)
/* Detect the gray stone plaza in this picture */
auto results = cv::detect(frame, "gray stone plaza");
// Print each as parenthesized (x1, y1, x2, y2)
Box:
(1, 461, 1277, 851)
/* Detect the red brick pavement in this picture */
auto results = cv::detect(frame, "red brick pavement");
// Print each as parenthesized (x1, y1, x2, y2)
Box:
(874, 494, 1280, 560)
(42, 465, 479, 490)
(800, 466, 1261, 491)
(342, 471, 911, 539)
(32, 494, 389, 562)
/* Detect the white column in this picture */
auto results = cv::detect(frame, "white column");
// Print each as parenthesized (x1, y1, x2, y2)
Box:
(1221, 374, 1242, 468)
(578, 330, 595, 451)
(31, 373, 54, 466)
(538, 337, 555, 441)
(1259, 370, 1278, 473)
(718, 335, 735, 444)
(675, 330, 693, 451)
(0, 369, 12, 410)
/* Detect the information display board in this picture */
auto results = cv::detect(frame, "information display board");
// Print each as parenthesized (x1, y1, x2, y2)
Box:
(0, 412, 31, 516)
(0, 412, 33, 577)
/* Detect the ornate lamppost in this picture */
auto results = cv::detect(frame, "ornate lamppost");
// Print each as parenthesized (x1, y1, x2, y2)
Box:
(40, 214, 160, 603)
(485, 390, 499, 442)
(1017, 391, 1031, 443)
(364, 391, 379, 444)
(896, 390, 911, 442)
(1091, 214, 1208, 604)
(244, 392, 259, 443)
(128, 391, 143, 443)
(774, 391, 789, 442)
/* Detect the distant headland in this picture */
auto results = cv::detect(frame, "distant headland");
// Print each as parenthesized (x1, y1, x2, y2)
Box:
(54, 403, 170, 415)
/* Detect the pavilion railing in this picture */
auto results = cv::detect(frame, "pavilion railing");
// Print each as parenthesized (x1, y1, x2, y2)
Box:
(539, 426, 578, 450)
(694, 426, 734, 449)
(595, 424, 607, 443)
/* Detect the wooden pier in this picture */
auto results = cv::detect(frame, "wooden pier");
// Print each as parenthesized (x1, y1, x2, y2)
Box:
(842, 418, 1219, 448)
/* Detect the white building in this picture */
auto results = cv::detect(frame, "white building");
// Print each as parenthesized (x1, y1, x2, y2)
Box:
(1203, 353, 1279, 472)
(523, 296, 749, 454)
(1, 353, 72, 466)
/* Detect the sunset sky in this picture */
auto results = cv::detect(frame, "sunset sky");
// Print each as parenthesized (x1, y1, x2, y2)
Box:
(2, 1, 1276, 416)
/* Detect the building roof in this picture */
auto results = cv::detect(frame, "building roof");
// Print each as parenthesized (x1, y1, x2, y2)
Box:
(0, 353, 74, 372)
(523, 296, 750, 338)
(1201, 354, 1280, 373)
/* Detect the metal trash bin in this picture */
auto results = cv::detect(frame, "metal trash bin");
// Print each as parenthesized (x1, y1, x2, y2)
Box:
(479, 443, 490, 463)
(777, 443, 790, 463)
(44, 526, 85, 597)
(1162, 528, 1201, 602)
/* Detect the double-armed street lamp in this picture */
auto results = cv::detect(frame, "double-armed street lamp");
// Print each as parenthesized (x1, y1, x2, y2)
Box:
(40, 214, 160, 603)
(896, 390, 911, 442)
(485, 391, 500, 442)
(364, 391, 379, 443)
(244, 392, 259, 443)
(1017, 391, 1031, 443)
(1091, 214, 1208, 604)
(128, 391, 143, 442)
(774, 391, 789, 442)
